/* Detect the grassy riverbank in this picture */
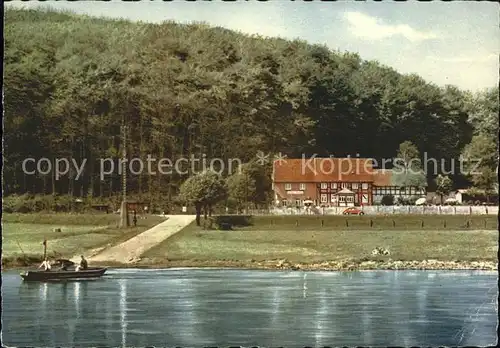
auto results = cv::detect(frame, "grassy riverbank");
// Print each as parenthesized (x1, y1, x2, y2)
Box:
(2, 213, 165, 268)
(138, 215, 498, 270)
(3, 214, 497, 271)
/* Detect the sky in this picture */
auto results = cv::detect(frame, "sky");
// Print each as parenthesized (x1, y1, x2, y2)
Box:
(5, 0, 499, 92)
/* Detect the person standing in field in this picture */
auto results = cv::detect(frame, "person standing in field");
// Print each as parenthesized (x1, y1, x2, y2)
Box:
(133, 210, 137, 227)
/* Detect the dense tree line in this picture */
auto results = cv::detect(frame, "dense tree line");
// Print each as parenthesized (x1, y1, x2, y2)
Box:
(4, 8, 498, 208)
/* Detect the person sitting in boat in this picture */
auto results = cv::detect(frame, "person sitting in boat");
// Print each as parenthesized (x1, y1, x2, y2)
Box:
(38, 258, 52, 271)
(56, 259, 74, 271)
(75, 255, 88, 271)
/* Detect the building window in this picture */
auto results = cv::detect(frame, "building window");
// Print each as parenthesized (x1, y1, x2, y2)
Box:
(299, 183, 306, 191)
(362, 194, 369, 203)
(320, 194, 328, 203)
(285, 183, 292, 191)
(352, 183, 359, 190)
(331, 183, 337, 189)
(346, 196, 354, 203)
(331, 195, 338, 203)
(362, 183, 368, 190)
(339, 196, 346, 202)
(321, 183, 328, 189)
(341, 183, 347, 189)
(295, 199, 302, 206)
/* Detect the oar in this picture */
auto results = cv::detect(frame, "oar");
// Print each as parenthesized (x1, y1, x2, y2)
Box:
(15, 239, 26, 258)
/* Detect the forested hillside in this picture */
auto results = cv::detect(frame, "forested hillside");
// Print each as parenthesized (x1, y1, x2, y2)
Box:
(3, 8, 498, 207)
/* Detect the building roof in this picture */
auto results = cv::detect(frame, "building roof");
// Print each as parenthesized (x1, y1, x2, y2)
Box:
(273, 158, 374, 183)
(372, 169, 393, 186)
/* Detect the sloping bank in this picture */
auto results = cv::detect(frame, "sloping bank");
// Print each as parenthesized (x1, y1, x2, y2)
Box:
(80, 215, 197, 264)
(68, 215, 500, 271)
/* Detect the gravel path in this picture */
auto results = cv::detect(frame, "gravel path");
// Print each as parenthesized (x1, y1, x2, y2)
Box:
(79, 215, 196, 264)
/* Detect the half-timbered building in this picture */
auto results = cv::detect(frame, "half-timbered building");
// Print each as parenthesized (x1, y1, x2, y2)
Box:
(272, 159, 426, 207)
(272, 158, 374, 207)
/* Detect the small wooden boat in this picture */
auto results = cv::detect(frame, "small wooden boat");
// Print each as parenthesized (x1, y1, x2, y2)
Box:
(20, 267, 107, 281)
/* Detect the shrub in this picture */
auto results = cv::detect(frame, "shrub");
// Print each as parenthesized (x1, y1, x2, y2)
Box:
(209, 215, 253, 229)
(53, 195, 74, 212)
(381, 195, 394, 206)
(3, 194, 36, 213)
(396, 196, 419, 206)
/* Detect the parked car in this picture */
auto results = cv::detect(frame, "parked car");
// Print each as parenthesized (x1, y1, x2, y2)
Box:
(342, 207, 365, 215)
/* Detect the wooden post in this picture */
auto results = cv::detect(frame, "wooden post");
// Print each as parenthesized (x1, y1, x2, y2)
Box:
(321, 220, 324, 227)
(370, 219, 373, 228)
(346, 219, 349, 227)
(119, 124, 130, 228)
(484, 219, 487, 228)
(295, 220, 298, 227)
(421, 220, 424, 228)
(466, 220, 470, 228)
(443, 220, 446, 228)
(392, 220, 396, 228)
(43, 238, 47, 260)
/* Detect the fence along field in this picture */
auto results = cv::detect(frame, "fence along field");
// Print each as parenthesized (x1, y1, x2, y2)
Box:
(210, 214, 498, 231)
(265, 205, 498, 216)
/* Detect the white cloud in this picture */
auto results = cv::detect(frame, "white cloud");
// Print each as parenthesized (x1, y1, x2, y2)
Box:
(344, 11, 438, 42)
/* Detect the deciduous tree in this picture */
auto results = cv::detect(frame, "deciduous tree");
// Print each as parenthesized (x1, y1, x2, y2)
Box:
(435, 174, 453, 204)
(178, 170, 227, 225)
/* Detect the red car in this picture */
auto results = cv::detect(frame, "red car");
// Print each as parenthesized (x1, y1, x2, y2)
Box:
(342, 207, 365, 215)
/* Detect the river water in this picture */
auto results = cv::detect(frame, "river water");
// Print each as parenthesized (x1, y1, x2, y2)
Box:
(2, 269, 497, 347)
